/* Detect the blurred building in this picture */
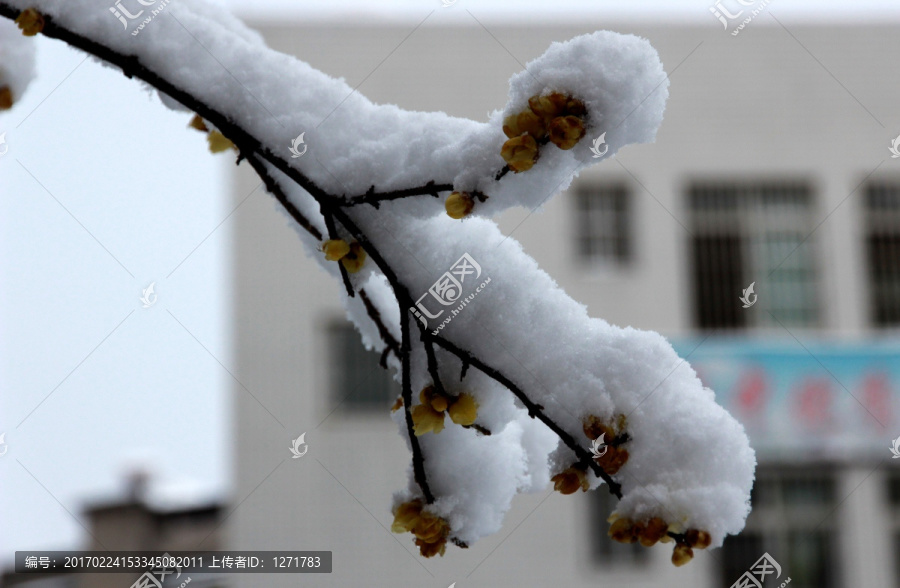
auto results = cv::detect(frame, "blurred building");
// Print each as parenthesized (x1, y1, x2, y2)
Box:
(1, 475, 225, 588)
(228, 10, 900, 588)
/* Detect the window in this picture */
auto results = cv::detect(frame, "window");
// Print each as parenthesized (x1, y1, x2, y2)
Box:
(720, 467, 837, 588)
(328, 321, 399, 410)
(574, 183, 630, 265)
(888, 469, 900, 585)
(689, 182, 819, 330)
(865, 183, 900, 327)
(589, 486, 648, 565)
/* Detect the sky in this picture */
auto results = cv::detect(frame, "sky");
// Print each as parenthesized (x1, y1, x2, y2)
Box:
(1, 0, 896, 570)
(1, 33, 231, 562)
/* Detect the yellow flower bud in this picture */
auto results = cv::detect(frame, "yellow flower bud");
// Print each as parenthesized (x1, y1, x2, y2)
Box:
(447, 393, 478, 426)
(638, 517, 669, 547)
(502, 110, 546, 139)
(416, 538, 447, 558)
(413, 511, 448, 544)
(188, 114, 209, 132)
(551, 467, 589, 495)
(322, 239, 350, 261)
(595, 446, 629, 475)
(391, 500, 423, 533)
(608, 518, 636, 543)
(528, 93, 568, 123)
(548, 115, 586, 150)
(411, 404, 445, 436)
(16, 8, 44, 37)
(500, 134, 539, 173)
(565, 96, 587, 117)
(445, 192, 474, 219)
(390, 397, 403, 413)
(0, 86, 12, 110)
(583, 415, 615, 441)
(207, 130, 236, 153)
(672, 543, 694, 567)
(392, 500, 451, 558)
(340, 242, 366, 273)
(685, 529, 712, 549)
(419, 385, 435, 406)
(430, 395, 449, 413)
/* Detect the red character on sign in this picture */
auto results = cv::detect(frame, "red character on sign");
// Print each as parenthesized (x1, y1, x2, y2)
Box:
(794, 376, 834, 429)
(734, 369, 768, 417)
(860, 372, 893, 428)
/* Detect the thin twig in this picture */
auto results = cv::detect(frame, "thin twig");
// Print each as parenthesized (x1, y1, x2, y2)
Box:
(359, 288, 400, 359)
(243, 154, 323, 240)
(422, 336, 447, 397)
(427, 334, 623, 498)
(321, 209, 354, 298)
(400, 312, 435, 504)
(340, 180, 450, 208)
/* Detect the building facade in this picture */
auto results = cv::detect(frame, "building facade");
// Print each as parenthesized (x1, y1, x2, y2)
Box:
(1, 475, 225, 588)
(229, 14, 900, 588)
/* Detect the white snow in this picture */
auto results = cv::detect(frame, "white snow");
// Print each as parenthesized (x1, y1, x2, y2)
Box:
(0, 0, 755, 552)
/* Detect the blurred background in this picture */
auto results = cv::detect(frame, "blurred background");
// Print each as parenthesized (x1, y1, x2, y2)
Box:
(2, 1, 900, 587)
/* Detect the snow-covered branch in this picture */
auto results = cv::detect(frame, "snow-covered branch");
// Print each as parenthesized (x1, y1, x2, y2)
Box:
(0, 0, 755, 567)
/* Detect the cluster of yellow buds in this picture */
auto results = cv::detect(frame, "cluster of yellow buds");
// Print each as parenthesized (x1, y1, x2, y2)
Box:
(583, 414, 629, 474)
(411, 385, 478, 436)
(391, 499, 451, 558)
(445, 191, 475, 220)
(500, 92, 587, 172)
(15, 8, 44, 37)
(550, 465, 589, 495)
(321, 239, 366, 273)
(671, 529, 711, 566)
(608, 513, 712, 567)
(608, 515, 669, 547)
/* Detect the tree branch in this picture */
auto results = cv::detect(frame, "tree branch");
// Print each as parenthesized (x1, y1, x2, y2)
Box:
(359, 288, 399, 365)
(400, 311, 435, 504)
(1, 3, 622, 505)
(243, 152, 323, 241)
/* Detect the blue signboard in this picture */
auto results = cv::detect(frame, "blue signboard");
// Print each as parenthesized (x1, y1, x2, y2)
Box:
(672, 339, 900, 458)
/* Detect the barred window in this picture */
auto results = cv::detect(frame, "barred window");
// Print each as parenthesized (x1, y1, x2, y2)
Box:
(574, 183, 630, 265)
(865, 183, 900, 327)
(720, 467, 837, 588)
(888, 469, 900, 585)
(689, 182, 819, 330)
